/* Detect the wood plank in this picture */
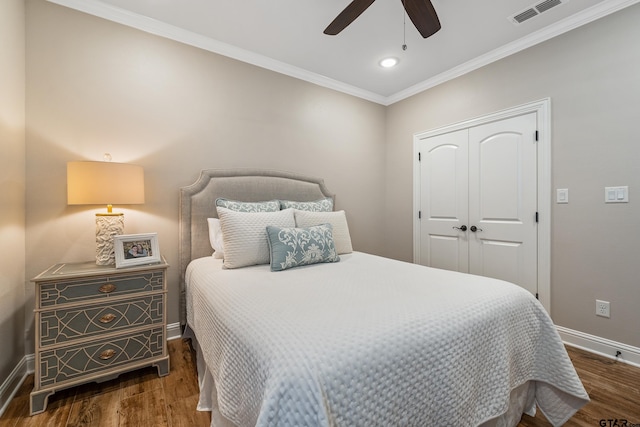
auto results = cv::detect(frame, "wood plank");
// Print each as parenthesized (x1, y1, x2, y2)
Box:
(162, 339, 200, 404)
(165, 395, 210, 427)
(0, 376, 34, 427)
(13, 386, 75, 427)
(120, 367, 164, 400)
(118, 387, 168, 427)
(65, 379, 121, 427)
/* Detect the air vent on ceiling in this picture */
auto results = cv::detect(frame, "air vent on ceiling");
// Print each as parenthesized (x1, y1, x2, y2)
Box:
(510, 0, 569, 24)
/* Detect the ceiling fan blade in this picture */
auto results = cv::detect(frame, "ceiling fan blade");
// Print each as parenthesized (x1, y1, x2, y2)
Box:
(402, 0, 441, 38)
(324, 0, 376, 35)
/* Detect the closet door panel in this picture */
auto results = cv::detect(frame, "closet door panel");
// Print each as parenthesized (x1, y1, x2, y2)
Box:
(468, 113, 538, 296)
(417, 129, 469, 272)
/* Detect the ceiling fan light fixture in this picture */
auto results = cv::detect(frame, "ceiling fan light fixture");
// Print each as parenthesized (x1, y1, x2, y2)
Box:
(379, 57, 399, 68)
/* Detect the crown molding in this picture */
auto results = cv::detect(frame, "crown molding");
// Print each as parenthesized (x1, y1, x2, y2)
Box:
(386, 0, 640, 105)
(46, 0, 387, 105)
(48, 0, 639, 106)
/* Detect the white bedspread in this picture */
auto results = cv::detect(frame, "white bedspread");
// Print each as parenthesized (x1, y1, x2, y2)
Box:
(186, 252, 588, 427)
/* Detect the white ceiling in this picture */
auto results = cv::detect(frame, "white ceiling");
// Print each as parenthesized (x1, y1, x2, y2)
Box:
(49, 0, 638, 105)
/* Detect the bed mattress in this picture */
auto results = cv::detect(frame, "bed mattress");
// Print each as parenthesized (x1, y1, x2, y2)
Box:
(185, 252, 588, 427)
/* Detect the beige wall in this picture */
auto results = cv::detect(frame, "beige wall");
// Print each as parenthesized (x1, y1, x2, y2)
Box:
(24, 0, 387, 345)
(0, 0, 27, 387)
(385, 4, 640, 347)
(13, 0, 640, 369)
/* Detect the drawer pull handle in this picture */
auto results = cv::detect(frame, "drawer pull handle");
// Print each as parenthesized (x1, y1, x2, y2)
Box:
(99, 313, 117, 324)
(99, 349, 117, 360)
(98, 283, 117, 294)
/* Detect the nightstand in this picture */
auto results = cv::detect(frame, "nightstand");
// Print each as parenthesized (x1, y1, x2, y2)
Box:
(30, 258, 170, 415)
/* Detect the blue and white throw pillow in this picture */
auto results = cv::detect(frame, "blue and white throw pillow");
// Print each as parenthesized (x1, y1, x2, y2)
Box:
(279, 197, 333, 212)
(215, 197, 280, 212)
(266, 224, 340, 271)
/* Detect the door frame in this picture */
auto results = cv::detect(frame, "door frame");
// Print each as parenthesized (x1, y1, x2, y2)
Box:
(412, 98, 551, 313)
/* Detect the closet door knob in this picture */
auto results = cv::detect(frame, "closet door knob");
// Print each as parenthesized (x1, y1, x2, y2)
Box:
(453, 225, 467, 231)
(470, 226, 483, 232)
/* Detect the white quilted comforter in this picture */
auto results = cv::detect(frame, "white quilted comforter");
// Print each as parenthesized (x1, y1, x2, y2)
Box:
(186, 252, 588, 427)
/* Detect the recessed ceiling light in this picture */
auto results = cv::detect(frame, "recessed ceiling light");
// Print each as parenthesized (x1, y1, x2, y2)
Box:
(379, 57, 398, 68)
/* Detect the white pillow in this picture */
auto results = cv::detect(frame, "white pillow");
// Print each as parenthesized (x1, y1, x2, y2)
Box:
(207, 218, 224, 259)
(294, 209, 353, 254)
(217, 207, 296, 269)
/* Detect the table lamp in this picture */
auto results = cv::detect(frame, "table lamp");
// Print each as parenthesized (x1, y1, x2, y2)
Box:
(67, 159, 145, 265)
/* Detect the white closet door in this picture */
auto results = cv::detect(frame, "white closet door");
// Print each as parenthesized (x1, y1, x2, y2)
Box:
(468, 113, 538, 295)
(417, 113, 538, 297)
(417, 129, 469, 272)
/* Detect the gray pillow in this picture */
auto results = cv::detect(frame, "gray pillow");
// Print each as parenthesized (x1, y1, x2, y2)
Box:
(266, 224, 340, 271)
(215, 197, 280, 212)
(279, 197, 333, 212)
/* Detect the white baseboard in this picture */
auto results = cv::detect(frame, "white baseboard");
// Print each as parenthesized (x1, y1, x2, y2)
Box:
(557, 326, 640, 368)
(25, 353, 35, 376)
(0, 356, 29, 417)
(167, 322, 183, 341)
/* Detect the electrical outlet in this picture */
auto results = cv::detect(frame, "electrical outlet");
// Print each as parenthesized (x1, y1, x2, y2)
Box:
(596, 300, 610, 318)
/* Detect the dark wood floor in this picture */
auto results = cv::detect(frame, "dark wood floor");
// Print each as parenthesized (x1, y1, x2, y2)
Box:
(0, 339, 210, 427)
(520, 346, 640, 426)
(1, 339, 639, 426)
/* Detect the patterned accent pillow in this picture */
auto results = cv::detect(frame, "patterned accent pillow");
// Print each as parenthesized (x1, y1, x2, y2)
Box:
(215, 198, 280, 212)
(279, 198, 333, 212)
(266, 224, 340, 272)
(218, 207, 295, 269)
(294, 209, 353, 254)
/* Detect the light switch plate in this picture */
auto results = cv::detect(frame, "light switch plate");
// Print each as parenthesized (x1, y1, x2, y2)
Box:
(604, 186, 628, 203)
(556, 188, 569, 204)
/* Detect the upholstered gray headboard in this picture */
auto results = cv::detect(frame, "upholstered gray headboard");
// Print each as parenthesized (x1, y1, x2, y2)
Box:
(178, 168, 334, 323)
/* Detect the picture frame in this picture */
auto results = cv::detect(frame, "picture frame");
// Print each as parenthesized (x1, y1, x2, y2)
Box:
(113, 233, 161, 268)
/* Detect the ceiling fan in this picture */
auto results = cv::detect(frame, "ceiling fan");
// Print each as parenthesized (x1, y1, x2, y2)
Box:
(324, 0, 441, 38)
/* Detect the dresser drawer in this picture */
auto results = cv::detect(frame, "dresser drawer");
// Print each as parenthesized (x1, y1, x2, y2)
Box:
(39, 294, 164, 347)
(39, 270, 165, 307)
(37, 327, 165, 388)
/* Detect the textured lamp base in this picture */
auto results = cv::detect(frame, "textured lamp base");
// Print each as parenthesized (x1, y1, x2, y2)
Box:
(96, 214, 124, 265)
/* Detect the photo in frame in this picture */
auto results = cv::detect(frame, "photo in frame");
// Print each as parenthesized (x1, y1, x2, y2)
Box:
(114, 233, 161, 268)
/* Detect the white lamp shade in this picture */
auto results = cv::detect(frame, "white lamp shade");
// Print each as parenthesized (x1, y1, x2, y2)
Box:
(67, 161, 145, 206)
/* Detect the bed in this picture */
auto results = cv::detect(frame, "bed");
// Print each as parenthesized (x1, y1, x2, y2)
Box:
(179, 168, 589, 427)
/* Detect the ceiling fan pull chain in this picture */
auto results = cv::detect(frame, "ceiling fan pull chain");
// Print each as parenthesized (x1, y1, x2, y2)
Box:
(402, 0, 408, 50)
